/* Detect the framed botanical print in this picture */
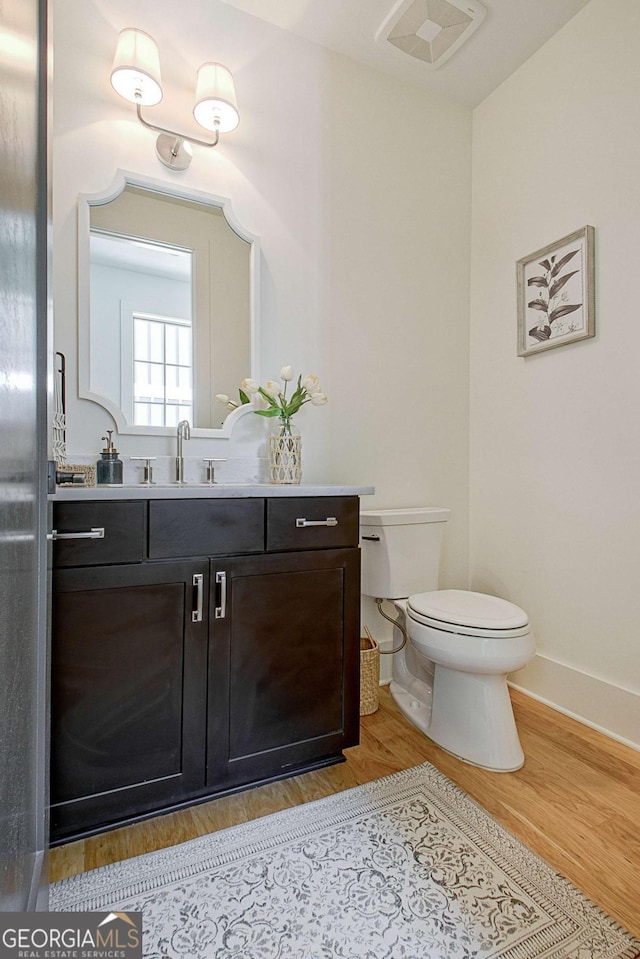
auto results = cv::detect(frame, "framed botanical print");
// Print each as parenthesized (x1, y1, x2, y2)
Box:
(517, 226, 595, 356)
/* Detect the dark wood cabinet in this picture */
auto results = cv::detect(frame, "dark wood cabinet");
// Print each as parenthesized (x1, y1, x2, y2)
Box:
(50, 560, 208, 841)
(265, 496, 359, 552)
(52, 500, 146, 567)
(207, 548, 360, 790)
(50, 496, 361, 844)
(148, 498, 264, 559)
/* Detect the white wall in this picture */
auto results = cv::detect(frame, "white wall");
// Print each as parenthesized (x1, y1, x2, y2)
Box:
(53, 0, 472, 589)
(470, 0, 640, 747)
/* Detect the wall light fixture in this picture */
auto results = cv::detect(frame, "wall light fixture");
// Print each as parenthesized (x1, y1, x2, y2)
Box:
(110, 27, 239, 171)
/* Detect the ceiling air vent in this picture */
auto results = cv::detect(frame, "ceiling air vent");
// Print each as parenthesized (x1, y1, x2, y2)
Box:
(376, 0, 486, 69)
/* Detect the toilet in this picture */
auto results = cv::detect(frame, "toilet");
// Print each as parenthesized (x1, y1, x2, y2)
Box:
(360, 507, 535, 772)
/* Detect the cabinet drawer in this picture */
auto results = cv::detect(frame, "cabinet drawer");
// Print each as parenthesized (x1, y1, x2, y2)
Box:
(53, 501, 146, 568)
(149, 499, 264, 558)
(266, 497, 359, 551)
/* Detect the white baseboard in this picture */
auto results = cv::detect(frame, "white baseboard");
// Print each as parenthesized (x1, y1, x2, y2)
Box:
(509, 654, 640, 753)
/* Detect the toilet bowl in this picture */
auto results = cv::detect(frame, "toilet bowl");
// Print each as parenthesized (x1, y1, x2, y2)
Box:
(360, 509, 535, 772)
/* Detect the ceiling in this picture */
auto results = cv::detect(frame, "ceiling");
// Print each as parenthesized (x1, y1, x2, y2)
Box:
(218, 0, 591, 106)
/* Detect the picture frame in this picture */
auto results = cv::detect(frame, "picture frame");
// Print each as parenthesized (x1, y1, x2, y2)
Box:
(516, 226, 595, 357)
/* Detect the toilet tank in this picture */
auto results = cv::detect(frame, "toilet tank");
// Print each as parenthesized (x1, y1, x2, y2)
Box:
(360, 507, 450, 599)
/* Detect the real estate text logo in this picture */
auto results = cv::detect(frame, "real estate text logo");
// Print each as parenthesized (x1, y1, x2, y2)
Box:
(0, 912, 142, 959)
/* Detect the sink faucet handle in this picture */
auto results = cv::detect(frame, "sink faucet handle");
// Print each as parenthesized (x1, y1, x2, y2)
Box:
(130, 456, 156, 485)
(203, 457, 227, 485)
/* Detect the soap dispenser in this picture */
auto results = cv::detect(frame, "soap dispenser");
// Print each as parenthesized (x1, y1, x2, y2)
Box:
(96, 431, 123, 485)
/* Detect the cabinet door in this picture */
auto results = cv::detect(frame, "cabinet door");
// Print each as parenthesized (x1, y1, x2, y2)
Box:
(50, 560, 208, 842)
(207, 548, 360, 790)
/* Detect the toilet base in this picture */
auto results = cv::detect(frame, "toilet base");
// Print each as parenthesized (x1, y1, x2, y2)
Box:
(391, 666, 525, 773)
(390, 680, 433, 735)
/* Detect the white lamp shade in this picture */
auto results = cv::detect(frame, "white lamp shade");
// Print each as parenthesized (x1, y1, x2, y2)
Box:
(111, 28, 162, 106)
(193, 62, 239, 134)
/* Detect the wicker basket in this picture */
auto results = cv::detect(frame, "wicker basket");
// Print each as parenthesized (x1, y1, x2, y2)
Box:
(359, 626, 380, 716)
(57, 463, 96, 487)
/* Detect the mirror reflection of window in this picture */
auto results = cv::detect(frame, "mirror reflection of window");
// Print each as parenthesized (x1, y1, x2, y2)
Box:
(85, 184, 253, 433)
(133, 314, 193, 427)
(89, 230, 194, 427)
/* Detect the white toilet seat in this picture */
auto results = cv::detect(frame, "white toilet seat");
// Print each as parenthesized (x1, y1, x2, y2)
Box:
(407, 589, 530, 639)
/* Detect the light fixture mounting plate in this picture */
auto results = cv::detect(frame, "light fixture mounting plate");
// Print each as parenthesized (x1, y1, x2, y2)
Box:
(155, 134, 194, 171)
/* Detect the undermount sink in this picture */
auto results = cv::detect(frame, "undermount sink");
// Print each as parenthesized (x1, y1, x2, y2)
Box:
(121, 482, 251, 489)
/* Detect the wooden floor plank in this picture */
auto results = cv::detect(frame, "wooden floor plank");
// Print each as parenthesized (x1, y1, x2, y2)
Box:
(295, 761, 360, 803)
(49, 687, 640, 936)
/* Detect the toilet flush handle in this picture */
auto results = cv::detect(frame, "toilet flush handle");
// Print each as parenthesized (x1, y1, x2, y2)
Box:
(361, 534, 380, 541)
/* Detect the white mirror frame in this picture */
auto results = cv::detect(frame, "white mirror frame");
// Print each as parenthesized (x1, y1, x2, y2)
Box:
(78, 169, 261, 438)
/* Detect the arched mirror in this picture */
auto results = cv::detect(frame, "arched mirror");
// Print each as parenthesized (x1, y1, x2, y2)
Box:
(78, 171, 260, 436)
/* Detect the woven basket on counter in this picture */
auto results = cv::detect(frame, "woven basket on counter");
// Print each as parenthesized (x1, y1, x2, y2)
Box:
(359, 626, 380, 716)
(56, 463, 96, 486)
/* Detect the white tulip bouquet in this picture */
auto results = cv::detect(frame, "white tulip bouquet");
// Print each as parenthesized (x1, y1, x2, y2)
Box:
(216, 366, 328, 426)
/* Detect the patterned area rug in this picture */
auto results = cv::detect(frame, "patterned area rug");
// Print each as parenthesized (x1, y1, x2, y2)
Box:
(51, 763, 639, 959)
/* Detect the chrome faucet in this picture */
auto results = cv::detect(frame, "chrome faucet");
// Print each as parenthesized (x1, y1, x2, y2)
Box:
(175, 419, 191, 483)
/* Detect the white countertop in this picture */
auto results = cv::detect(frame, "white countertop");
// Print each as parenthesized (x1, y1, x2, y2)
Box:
(51, 484, 374, 501)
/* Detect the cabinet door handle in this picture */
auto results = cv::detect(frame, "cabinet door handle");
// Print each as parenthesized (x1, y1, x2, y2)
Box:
(295, 517, 338, 528)
(49, 527, 105, 541)
(192, 573, 204, 623)
(215, 571, 227, 619)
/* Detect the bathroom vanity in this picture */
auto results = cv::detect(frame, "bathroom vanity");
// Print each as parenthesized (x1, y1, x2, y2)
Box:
(49, 485, 370, 844)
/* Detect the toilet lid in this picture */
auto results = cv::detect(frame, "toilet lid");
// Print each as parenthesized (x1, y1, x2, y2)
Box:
(408, 589, 529, 631)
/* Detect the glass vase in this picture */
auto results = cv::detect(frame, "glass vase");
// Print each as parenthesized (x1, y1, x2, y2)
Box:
(269, 416, 302, 484)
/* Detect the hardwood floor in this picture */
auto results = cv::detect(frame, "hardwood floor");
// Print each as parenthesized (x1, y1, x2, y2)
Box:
(49, 687, 640, 937)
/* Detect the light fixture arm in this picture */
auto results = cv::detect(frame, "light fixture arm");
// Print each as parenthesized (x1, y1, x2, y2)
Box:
(110, 29, 238, 172)
(135, 103, 220, 149)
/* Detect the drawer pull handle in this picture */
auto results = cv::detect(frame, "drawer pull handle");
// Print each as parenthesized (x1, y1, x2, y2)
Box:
(192, 573, 204, 623)
(215, 570, 227, 619)
(50, 527, 105, 541)
(296, 517, 338, 528)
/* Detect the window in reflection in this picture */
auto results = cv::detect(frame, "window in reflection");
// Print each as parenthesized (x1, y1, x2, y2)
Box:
(89, 230, 194, 427)
(133, 314, 193, 427)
